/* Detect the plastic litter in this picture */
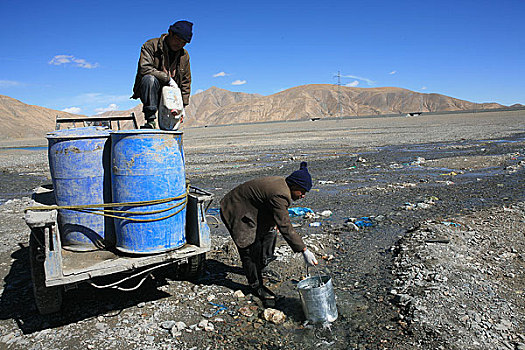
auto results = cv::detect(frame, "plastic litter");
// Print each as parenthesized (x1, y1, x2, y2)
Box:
(411, 157, 426, 165)
(318, 180, 335, 185)
(209, 302, 228, 316)
(354, 217, 374, 227)
(442, 221, 461, 227)
(309, 222, 321, 227)
(288, 207, 314, 217)
(206, 208, 220, 215)
(304, 212, 318, 219)
(318, 210, 332, 217)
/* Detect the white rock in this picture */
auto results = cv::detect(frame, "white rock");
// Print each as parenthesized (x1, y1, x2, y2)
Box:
(233, 290, 245, 298)
(263, 308, 286, 324)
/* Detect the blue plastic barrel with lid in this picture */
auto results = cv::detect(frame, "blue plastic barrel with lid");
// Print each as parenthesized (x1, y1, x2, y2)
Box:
(47, 126, 113, 251)
(111, 130, 186, 254)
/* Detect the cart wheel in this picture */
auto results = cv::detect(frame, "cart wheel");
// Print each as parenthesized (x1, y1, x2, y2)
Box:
(178, 253, 206, 280)
(29, 228, 63, 315)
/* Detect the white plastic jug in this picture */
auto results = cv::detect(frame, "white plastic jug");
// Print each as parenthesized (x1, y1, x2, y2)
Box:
(158, 84, 184, 130)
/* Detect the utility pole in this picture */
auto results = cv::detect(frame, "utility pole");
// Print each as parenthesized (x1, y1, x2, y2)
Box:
(334, 70, 343, 117)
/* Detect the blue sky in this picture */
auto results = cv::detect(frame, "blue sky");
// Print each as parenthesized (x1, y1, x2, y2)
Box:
(0, 0, 523, 116)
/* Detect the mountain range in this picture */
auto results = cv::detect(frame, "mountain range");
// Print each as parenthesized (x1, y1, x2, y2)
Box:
(0, 84, 518, 140)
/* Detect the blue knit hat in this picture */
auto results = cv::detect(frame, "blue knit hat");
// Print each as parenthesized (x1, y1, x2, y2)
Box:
(286, 161, 313, 192)
(169, 20, 193, 43)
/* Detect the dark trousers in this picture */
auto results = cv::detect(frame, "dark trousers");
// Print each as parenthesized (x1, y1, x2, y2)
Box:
(139, 75, 161, 120)
(236, 230, 277, 289)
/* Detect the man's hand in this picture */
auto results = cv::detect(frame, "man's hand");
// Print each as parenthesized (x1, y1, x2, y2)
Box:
(170, 109, 182, 116)
(170, 109, 184, 124)
(162, 67, 172, 80)
(302, 248, 318, 266)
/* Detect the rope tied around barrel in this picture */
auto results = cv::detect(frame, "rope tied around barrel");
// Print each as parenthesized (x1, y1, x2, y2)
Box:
(25, 188, 189, 222)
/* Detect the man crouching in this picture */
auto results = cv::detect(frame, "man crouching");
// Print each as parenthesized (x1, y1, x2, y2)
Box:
(220, 162, 318, 306)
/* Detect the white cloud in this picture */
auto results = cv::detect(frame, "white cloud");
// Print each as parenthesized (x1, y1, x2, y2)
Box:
(389, 70, 397, 75)
(341, 74, 375, 86)
(49, 55, 99, 69)
(421, 86, 428, 90)
(194, 89, 204, 94)
(95, 103, 119, 115)
(213, 71, 230, 77)
(346, 80, 359, 87)
(232, 80, 246, 85)
(62, 107, 82, 114)
(0, 80, 23, 88)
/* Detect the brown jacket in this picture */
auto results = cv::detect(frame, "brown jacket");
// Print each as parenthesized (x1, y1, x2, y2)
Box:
(131, 34, 191, 106)
(220, 176, 306, 252)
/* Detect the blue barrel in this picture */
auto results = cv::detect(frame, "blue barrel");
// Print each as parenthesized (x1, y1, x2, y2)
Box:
(111, 130, 186, 254)
(47, 127, 113, 251)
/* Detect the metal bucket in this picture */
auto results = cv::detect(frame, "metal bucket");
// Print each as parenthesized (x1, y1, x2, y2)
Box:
(297, 275, 338, 323)
(47, 126, 113, 251)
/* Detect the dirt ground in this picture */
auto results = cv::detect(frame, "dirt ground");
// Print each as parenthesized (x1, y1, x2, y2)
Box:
(0, 110, 523, 349)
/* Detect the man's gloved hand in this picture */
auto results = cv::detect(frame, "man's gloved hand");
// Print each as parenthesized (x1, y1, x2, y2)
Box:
(169, 78, 177, 88)
(302, 248, 318, 266)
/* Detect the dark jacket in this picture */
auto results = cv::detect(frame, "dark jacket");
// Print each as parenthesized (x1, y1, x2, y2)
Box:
(220, 176, 306, 252)
(132, 34, 191, 106)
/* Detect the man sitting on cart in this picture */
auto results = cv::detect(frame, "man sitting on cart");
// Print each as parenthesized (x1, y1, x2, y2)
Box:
(220, 162, 318, 305)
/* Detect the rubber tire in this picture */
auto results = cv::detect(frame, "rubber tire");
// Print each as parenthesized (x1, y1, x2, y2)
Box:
(178, 253, 205, 280)
(29, 228, 63, 315)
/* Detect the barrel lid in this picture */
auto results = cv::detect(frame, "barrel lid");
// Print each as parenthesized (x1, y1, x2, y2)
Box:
(46, 126, 111, 139)
(111, 129, 183, 136)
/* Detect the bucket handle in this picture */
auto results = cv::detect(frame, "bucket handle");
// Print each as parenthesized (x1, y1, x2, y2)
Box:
(306, 264, 326, 287)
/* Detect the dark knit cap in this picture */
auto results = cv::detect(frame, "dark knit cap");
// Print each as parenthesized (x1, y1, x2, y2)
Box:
(169, 20, 193, 43)
(286, 161, 313, 192)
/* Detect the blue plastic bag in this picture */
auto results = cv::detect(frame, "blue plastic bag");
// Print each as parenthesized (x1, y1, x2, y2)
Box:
(354, 217, 374, 227)
(288, 207, 314, 217)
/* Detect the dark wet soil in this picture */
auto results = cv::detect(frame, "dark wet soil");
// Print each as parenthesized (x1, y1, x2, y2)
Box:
(0, 115, 523, 349)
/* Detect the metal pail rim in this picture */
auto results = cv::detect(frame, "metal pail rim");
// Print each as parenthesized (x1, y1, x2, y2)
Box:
(297, 275, 332, 290)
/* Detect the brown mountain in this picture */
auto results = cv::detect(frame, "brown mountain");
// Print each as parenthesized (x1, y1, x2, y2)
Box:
(0, 85, 510, 140)
(102, 85, 506, 127)
(193, 85, 505, 126)
(0, 95, 88, 140)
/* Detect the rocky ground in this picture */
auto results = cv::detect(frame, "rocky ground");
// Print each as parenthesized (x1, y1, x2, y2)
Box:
(0, 110, 523, 349)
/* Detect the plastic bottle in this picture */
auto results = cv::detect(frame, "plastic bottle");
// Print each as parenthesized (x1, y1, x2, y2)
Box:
(158, 84, 184, 130)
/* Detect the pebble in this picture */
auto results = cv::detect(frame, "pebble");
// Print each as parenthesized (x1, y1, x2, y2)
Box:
(263, 308, 286, 324)
(160, 321, 177, 330)
(233, 290, 245, 298)
(238, 306, 254, 317)
(95, 323, 106, 331)
(198, 319, 214, 332)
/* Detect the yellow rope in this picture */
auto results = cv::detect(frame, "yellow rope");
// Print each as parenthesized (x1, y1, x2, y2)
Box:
(77, 198, 187, 222)
(25, 189, 189, 223)
(25, 191, 187, 211)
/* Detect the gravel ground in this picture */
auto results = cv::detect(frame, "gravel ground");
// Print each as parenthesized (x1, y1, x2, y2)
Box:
(0, 110, 523, 349)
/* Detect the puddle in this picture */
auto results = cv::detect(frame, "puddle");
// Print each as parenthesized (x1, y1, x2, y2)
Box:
(0, 146, 47, 152)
